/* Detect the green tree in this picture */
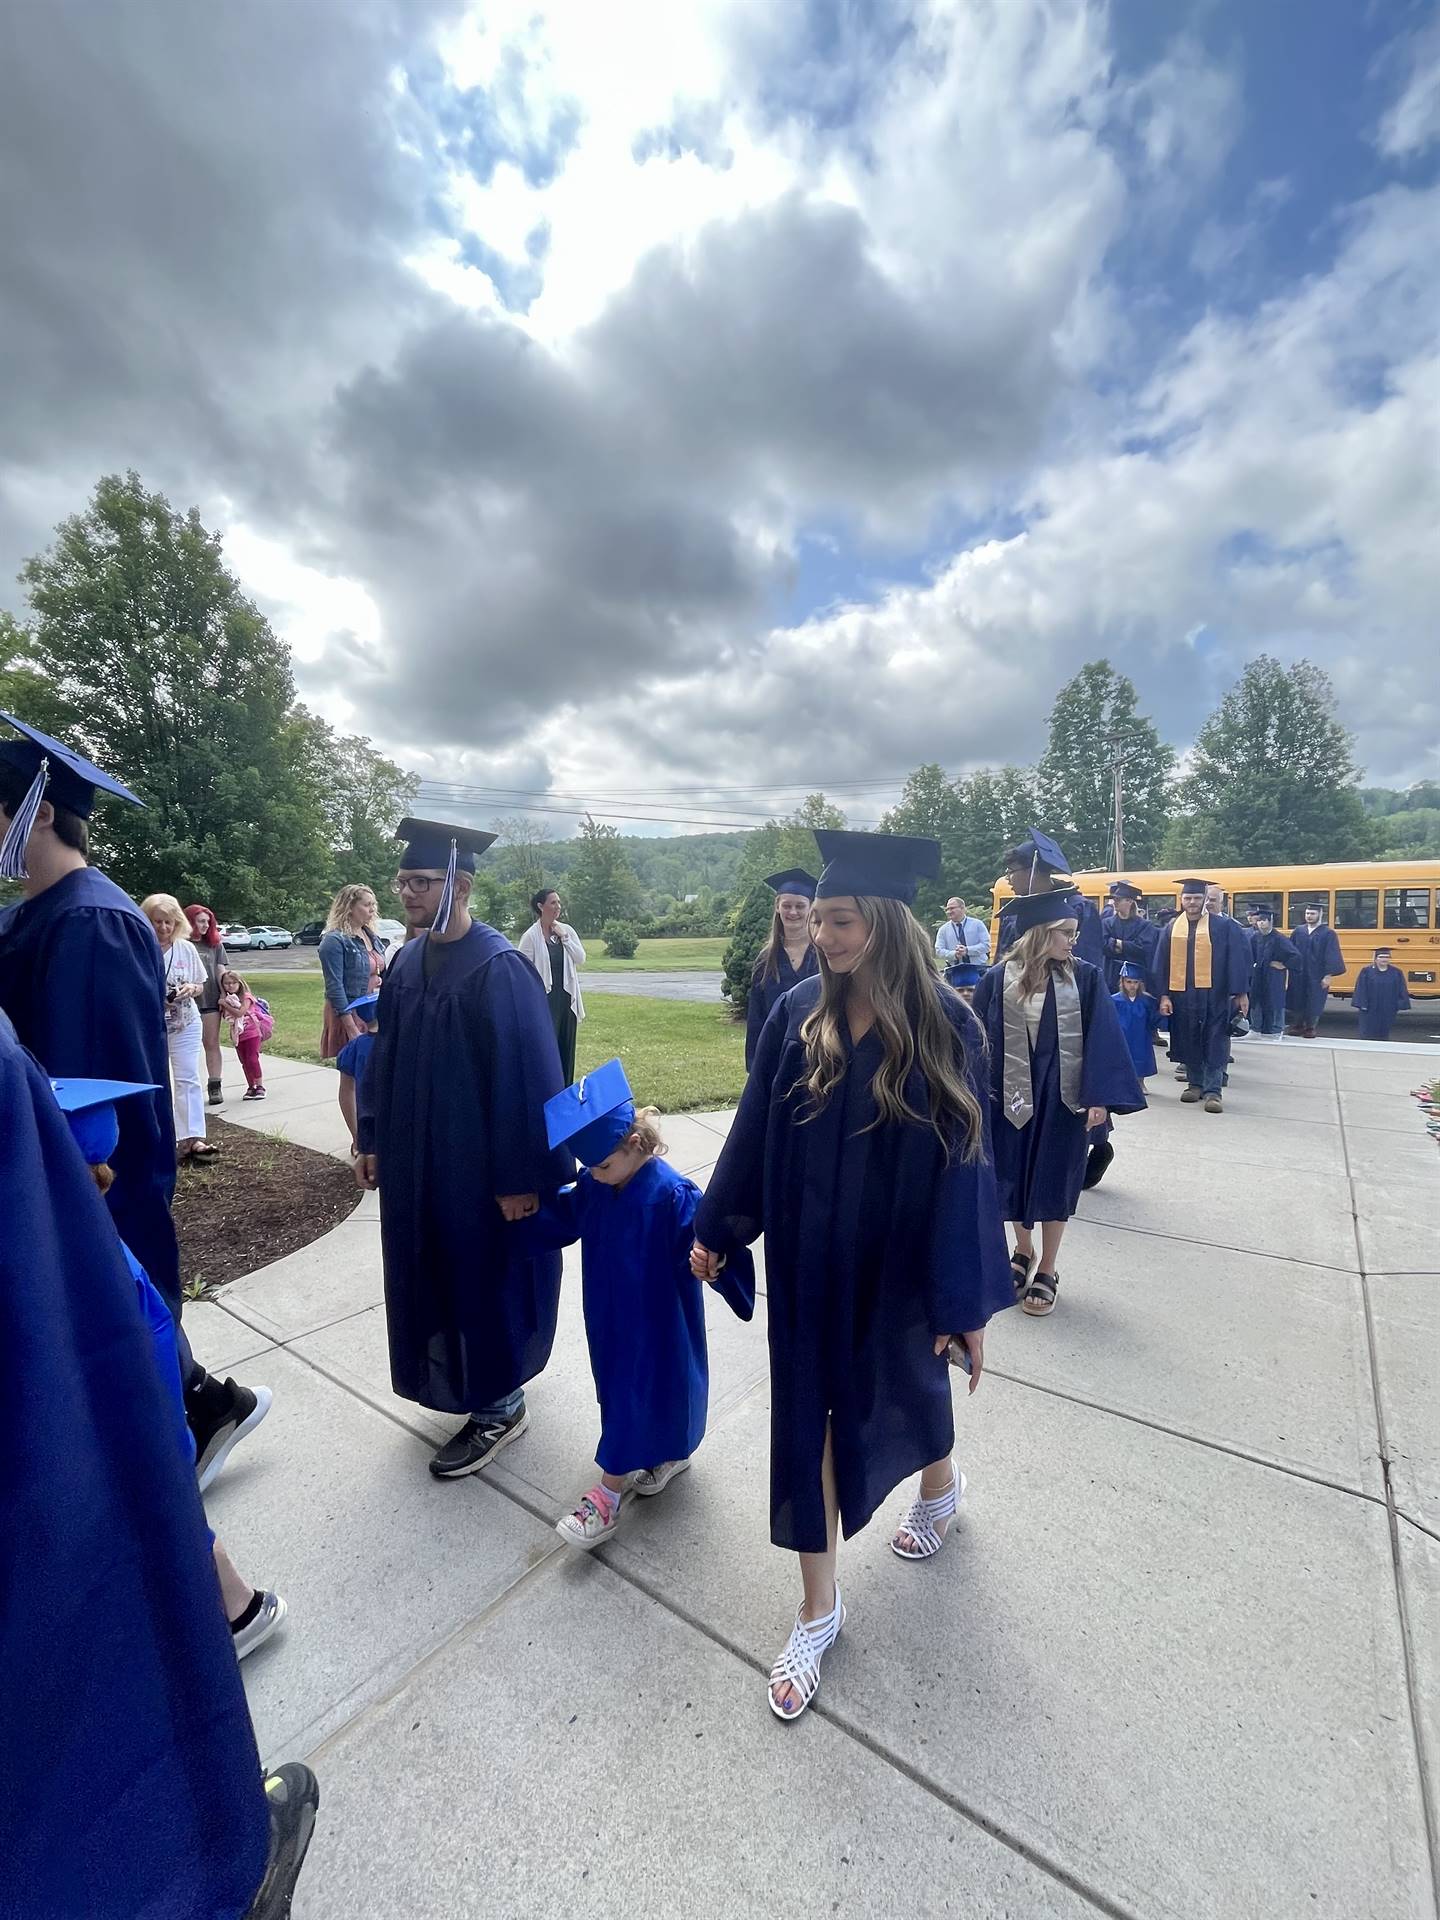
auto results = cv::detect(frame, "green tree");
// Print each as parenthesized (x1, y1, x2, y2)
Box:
(721, 881, 776, 1015)
(566, 815, 643, 935)
(944, 765, 1039, 909)
(735, 793, 847, 893)
(880, 763, 967, 925)
(13, 472, 339, 919)
(1035, 660, 1174, 869)
(297, 711, 417, 907)
(1163, 657, 1382, 866)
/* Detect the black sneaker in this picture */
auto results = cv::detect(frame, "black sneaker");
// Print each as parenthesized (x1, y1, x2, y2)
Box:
(1081, 1140, 1114, 1190)
(208, 1080, 225, 1107)
(188, 1376, 274, 1492)
(243, 1763, 320, 1920)
(429, 1405, 529, 1479)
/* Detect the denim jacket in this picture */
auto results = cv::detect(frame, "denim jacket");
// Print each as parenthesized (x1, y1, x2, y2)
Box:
(319, 927, 380, 1014)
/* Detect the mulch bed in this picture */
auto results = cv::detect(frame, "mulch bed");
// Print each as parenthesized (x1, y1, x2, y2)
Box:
(172, 1116, 362, 1292)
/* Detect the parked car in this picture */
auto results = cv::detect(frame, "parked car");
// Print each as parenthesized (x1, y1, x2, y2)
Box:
(294, 920, 324, 945)
(248, 925, 294, 949)
(218, 924, 252, 949)
(375, 917, 406, 950)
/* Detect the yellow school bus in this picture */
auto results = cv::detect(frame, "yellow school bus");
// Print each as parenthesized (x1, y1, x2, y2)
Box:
(990, 861, 1440, 999)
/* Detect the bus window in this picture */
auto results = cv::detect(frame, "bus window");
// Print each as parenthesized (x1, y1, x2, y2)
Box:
(1383, 886, 1430, 929)
(1234, 890, 1282, 920)
(1287, 890, 1330, 926)
(1333, 889, 1379, 930)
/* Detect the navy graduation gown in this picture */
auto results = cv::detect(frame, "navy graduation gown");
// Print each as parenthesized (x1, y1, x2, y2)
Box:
(1099, 908, 1160, 992)
(358, 923, 572, 1414)
(0, 866, 180, 1317)
(0, 1012, 268, 1920)
(1111, 988, 1162, 1079)
(530, 1158, 754, 1474)
(696, 977, 1015, 1553)
(971, 959, 1145, 1228)
(999, 891, 1105, 968)
(1353, 964, 1411, 1040)
(1287, 923, 1345, 1024)
(745, 943, 818, 1069)
(1249, 928, 1300, 1028)
(1149, 914, 1250, 1083)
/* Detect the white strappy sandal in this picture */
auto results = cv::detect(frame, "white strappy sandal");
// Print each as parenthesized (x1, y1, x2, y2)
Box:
(768, 1588, 845, 1722)
(890, 1462, 965, 1560)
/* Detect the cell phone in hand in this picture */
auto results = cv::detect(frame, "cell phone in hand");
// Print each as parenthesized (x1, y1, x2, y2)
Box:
(946, 1337, 972, 1374)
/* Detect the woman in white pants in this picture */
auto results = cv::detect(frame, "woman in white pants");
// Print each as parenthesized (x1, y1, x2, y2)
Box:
(142, 893, 216, 1163)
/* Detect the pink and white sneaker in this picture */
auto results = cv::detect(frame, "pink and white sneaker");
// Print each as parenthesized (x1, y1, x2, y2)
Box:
(555, 1484, 621, 1550)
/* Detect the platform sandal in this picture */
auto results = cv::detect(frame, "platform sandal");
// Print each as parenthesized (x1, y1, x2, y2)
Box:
(1009, 1249, 1035, 1296)
(1021, 1271, 1059, 1316)
(769, 1588, 844, 1722)
(891, 1461, 966, 1560)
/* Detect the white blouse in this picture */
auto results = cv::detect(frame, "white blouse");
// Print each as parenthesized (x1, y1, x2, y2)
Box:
(163, 938, 205, 1034)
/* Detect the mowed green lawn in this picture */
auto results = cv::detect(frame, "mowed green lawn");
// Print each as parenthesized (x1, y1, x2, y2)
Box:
(582, 935, 727, 973)
(248, 972, 746, 1112)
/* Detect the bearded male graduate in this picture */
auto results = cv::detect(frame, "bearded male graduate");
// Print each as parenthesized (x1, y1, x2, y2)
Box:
(1286, 904, 1345, 1038)
(1100, 881, 1159, 992)
(356, 819, 572, 1478)
(1151, 879, 1251, 1112)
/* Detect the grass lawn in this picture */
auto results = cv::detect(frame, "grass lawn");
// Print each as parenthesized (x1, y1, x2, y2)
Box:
(582, 935, 727, 973)
(249, 972, 746, 1111)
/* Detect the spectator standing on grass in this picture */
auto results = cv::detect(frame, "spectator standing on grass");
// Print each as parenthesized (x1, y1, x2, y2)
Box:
(356, 819, 572, 1480)
(186, 902, 229, 1106)
(318, 882, 384, 1060)
(0, 715, 270, 1483)
(517, 887, 586, 1082)
(143, 893, 217, 1164)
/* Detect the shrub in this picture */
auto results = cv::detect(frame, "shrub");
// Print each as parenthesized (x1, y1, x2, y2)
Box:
(602, 921, 640, 959)
(720, 883, 774, 1016)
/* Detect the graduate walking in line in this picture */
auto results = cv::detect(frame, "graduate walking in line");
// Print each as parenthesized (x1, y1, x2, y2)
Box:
(1100, 882, 1159, 992)
(1111, 962, 1162, 1082)
(1151, 879, 1252, 1111)
(745, 868, 820, 1069)
(0, 713, 270, 1486)
(971, 893, 1145, 1317)
(0, 1014, 317, 1920)
(1286, 904, 1344, 1037)
(692, 832, 1014, 1723)
(526, 1060, 755, 1548)
(997, 828, 1105, 968)
(1353, 948, 1411, 1041)
(1248, 906, 1299, 1040)
(356, 819, 572, 1479)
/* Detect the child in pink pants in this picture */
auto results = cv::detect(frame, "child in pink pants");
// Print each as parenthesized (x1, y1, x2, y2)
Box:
(218, 967, 270, 1100)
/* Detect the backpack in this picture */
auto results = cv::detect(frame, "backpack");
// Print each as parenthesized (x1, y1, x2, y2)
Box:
(247, 995, 275, 1043)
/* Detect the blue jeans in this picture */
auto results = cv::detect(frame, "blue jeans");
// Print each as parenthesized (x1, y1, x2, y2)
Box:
(473, 1389, 524, 1424)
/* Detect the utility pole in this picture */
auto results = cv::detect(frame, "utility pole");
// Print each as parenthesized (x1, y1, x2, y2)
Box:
(1107, 732, 1126, 871)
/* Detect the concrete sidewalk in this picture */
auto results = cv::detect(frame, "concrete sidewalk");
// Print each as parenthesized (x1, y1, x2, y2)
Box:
(203, 1041, 1440, 1920)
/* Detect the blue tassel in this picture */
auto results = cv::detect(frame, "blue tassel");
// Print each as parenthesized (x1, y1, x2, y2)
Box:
(433, 837, 458, 935)
(0, 756, 48, 880)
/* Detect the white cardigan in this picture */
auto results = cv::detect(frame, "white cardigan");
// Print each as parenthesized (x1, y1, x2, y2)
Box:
(517, 920, 587, 1020)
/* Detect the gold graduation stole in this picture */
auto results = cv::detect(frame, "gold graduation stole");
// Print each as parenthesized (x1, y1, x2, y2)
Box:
(1169, 912, 1212, 993)
(1001, 961, 1085, 1129)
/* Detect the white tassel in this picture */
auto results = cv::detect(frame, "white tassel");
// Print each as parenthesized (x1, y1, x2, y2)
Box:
(433, 836, 458, 935)
(0, 756, 48, 879)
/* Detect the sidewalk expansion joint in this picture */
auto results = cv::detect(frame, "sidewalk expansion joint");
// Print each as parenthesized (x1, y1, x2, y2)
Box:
(1070, 1211, 1360, 1276)
(1335, 1051, 1440, 1912)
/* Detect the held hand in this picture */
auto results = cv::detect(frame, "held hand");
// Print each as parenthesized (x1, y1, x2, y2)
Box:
(690, 1241, 723, 1282)
(497, 1193, 540, 1222)
(1235, 994, 1250, 1017)
(1269, 960, 1286, 970)
(1159, 995, 1172, 1017)
(1320, 977, 1333, 993)
(1086, 1105, 1108, 1128)
(936, 1328, 986, 1392)
(354, 1153, 379, 1191)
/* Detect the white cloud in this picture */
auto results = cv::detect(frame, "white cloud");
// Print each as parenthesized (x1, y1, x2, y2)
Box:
(1375, 14, 1440, 159)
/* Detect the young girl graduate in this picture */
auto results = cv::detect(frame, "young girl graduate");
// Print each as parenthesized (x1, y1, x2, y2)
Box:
(971, 892, 1145, 1317)
(1111, 962, 1162, 1082)
(745, 868, 820, 1069)
(691, 831, 1015, 1723)
(1353, 948, 1412, 1041)
(526, 1060, 755, 1548)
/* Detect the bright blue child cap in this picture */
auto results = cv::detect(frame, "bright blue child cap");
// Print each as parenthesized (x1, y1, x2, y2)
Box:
(544, 1058, 636, 1167)
(50, 1077, 161, 1166)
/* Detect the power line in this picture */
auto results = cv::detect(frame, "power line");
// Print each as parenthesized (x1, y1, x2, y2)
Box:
(413, 774, 909, 802)
(415, 791, 883, 833)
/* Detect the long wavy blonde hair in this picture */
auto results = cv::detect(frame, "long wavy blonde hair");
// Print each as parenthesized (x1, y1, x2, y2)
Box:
(325, 882, 378, 935)
(1005, 919, 1078, 1001)
(798, 896, 985, 1161)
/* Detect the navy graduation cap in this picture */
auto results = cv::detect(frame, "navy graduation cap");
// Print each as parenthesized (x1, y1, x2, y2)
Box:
(1011, 890, 1084, 935)
(1109, 881, 1143, 902)
(0, 712, 145, 880)
(395, 816, 498, 936)
(1253, 904, 1275, 922)
(1012, 827, 1071, 876)
(545, 1058, 636, 1168)
(1177, 877, 1211, 894)
(49, 1077, 161, 1167)
(813, 830, 941, 906)
(764, 868, 817, 900)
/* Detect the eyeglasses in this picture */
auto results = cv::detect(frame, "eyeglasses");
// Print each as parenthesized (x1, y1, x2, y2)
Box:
(392, 875, 446, 896)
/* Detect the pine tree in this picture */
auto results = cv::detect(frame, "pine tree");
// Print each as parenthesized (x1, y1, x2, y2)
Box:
(1035, 661, 1174, 869)
(721, 881, 776, 1016)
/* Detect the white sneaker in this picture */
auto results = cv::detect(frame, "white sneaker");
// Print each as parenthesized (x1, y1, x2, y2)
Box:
(630, 1458, 691, 1497)
(233, 1590, 287, 1661)
(555, 1486, 621, 1550)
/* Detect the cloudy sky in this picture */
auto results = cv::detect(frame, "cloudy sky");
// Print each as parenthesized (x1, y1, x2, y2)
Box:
(2, 0, 1437, 834)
